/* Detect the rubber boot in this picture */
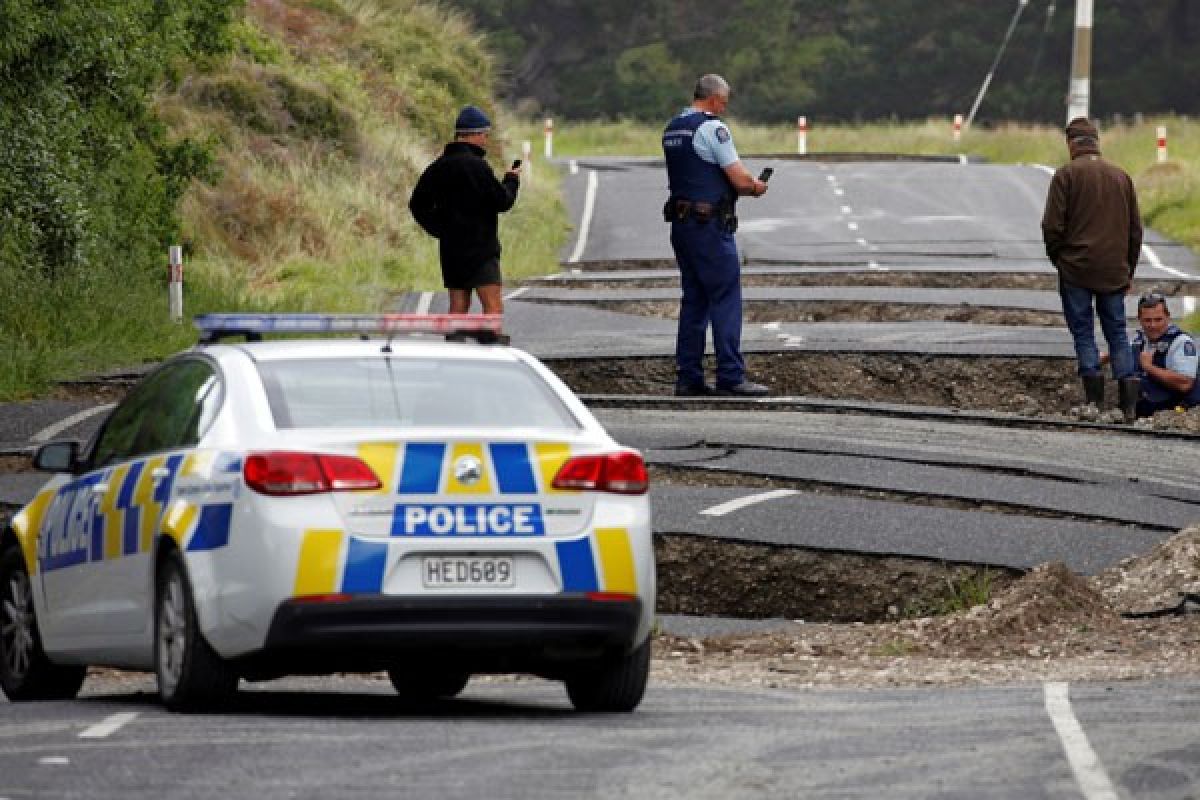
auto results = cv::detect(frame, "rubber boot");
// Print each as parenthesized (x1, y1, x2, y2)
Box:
(1081, 375, 1105, 408)
(1117, 378, 1141, 423)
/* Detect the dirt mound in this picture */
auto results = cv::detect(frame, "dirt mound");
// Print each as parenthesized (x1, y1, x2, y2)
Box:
(1139, 406, 1200, 433)
(1093, 526, 1200, 614)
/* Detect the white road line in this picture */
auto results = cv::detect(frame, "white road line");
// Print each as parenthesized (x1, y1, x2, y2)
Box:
(567, 170, 598, 264)
(37, 756, 69, 765)
(31, 404, 115, 444)
(847, 222, 859, 231)
(958, 154, 969, 165)
(833, 188, 845, 197)
(761, 321, 782, 331)
(1140, 243, 1191, 279)
(414, 291, 434, 315)
(700, 489, 798, 517)
(840, 205, 853, 215)
(569, 159, 579, 175)
(855, 238, 869, 247)
(868, 261, 888, 272)
(1032, 163, 1056, 176)
(1044, 683, 1120, 800)
(79, 712, 139, 740)
(504, 287, 529, 301)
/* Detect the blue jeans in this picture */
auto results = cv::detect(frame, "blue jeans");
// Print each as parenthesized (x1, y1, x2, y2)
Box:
(1058, 280, 1134, 379)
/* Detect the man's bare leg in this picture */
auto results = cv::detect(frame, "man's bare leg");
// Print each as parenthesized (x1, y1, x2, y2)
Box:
(447, 288, 472, 313)
(477, 284, 503, 314)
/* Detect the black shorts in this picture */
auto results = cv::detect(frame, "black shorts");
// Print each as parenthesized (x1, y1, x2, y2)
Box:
(443, 258, 502, 290)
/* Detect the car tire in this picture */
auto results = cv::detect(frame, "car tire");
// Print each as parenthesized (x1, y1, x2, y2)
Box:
(155, 552, 238, 712)
(386, 668, 470, 700)
(564, 638, 651, 713)
(0, 547, 88, 702)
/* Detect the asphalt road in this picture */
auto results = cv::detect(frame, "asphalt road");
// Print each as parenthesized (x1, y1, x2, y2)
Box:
(2, 676, 1199, 799)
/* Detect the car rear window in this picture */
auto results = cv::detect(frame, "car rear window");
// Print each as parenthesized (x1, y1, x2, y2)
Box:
(256, 357, 581, 430)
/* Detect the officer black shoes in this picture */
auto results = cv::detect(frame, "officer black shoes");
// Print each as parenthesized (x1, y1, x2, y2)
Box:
(1081, 375, 1105, 407)
(715, 381, 769, 397)
(674, 382, 716, 397)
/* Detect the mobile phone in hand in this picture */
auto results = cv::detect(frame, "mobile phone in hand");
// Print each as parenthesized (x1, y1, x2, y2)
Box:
(758, 167, 774, 182)
(511, 159, 523, 170)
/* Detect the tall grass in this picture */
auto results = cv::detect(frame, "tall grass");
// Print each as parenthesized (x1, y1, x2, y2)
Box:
(520, 115, 1200, 331)
(0, 0, 569, 400)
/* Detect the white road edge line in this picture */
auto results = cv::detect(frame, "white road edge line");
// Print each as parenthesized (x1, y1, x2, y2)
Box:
(1044, 683, 1120, 800)
(569, 159, 579, 175)
(504, 287, 529, 300)
(32, 404, 115, 444)
(567, 170, 598, 264)
(1140, 242, 1191, 279)
(700, 489, 798, 517)
(1032, 163, 1056, 176)
(79, 711, 139, 740)
(414, 290, 434, 315)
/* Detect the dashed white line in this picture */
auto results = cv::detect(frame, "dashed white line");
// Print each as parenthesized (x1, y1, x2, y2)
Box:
(958, 154, 969, 165)
(79, 712, 139, 740)
(868, 261, 888, 272)
(840, 205, 853, 215)
(847, 222, 859, 231)
(413, 290, 434, 315)
(568, 159, 579, 175)
(567, 170, 598, 264)
(700, 490, 798, 517)
(1140, 243, 1191, 279)
(1044, 683, 1119, 800)
(761, 321, 782, 331)
(31, 404, 115, 444)
(37, 756, 69, 766)
(833, 188, 845, 197)
(855, 238, 869, 247)
(504, 287, 528, 301)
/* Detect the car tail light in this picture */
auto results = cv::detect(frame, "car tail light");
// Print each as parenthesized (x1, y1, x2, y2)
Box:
(552, 451, 648, 495)
(244, 452, 382, 496)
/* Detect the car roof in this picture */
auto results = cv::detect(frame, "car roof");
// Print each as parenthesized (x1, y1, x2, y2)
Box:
(198, 338, 526, 363)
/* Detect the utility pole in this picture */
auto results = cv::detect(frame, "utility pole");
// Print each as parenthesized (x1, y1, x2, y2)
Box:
(1066, 0, 1093, 121)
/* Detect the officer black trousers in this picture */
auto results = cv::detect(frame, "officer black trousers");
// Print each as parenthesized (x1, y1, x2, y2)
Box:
(670, 218, 745, 388)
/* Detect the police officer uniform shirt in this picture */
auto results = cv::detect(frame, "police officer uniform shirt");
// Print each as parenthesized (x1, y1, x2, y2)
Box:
(665, 107, 741, 171)
(1136, 325, 1199, 379)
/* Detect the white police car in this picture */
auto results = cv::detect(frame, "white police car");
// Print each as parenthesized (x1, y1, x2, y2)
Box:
(0, 314, 655, 711)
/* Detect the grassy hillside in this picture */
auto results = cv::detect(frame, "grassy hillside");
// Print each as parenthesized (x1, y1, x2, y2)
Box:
(522, 116, 1199, 331)
(0, 0, 568, 400)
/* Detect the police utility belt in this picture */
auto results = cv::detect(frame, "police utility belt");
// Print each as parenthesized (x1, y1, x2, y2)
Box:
(663, 198, 738, 233)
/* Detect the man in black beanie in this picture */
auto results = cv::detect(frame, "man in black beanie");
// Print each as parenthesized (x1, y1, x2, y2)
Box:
(1041, 116, 1143, 421)
(410, 105, 520, 314)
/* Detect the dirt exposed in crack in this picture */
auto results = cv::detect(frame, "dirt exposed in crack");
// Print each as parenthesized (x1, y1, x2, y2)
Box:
(534, 271, 1196, 294)
(647, 464, 1153, 529)
(542, 298, 1064, 327)
(652, 527, 1200, 688)
(546, 352, 1079, 414)
(655, 532, 1020, 623)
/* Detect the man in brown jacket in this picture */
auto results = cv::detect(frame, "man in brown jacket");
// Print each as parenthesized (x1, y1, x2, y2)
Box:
(1041, 117, 1143, 421)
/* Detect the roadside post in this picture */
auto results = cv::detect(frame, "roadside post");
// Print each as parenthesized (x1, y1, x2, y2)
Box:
(1157, 126, 1168, 163)
(522, 139, 532, 177)
(953, 114, 963, 142)
(544, 117, 554, 159)
(797, 116, 808, 155)
(168, 245, 183, 324)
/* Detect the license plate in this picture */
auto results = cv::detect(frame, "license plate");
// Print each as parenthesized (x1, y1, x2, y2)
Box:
(422, 556, 515, 588)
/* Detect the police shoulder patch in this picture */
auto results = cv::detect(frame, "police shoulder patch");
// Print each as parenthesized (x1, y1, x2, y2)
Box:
(715, 126, 731, 144)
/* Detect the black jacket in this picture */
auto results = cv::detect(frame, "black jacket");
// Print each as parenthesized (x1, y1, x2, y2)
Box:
(409, 142, 519, 274)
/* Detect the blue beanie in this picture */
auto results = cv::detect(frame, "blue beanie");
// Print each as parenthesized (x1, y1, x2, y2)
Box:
(455, 105, 491, 134)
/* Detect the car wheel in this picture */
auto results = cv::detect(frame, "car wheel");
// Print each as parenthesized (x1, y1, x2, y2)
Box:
(0, 547, 86, 702)
(386, 668, 470, 700)
(565, 638, 651, 713)
(155, 552, 238, 711)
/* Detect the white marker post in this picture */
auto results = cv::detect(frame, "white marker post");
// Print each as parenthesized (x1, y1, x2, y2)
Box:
(543, 117, 554, 159)
(521, 139, 532, 177)
(168, 245, 183, 323)
(1157, 126, 1168, 163)
(797, 115, 808, 155)
(953, 113, 963, 142)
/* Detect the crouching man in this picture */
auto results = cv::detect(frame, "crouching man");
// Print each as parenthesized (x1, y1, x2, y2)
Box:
(1130, 292, 1200, 417)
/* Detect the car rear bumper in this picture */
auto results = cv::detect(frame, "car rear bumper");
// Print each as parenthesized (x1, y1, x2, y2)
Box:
(243, 593, 645, 678)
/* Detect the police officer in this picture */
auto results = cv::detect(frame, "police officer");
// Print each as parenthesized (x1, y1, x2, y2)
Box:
(1129, 292, 1200, 417)
(662, 74, 769, 397)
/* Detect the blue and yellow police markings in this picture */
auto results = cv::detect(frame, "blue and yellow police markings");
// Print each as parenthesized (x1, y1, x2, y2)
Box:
(555, 528, 638, 594)
(374, 440, 575, 497)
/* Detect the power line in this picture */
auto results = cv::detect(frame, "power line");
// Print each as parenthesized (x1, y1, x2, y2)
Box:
(965, 0, 1032, 129)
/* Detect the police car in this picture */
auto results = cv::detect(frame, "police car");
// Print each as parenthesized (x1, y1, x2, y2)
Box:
(0, 314, 655, 712)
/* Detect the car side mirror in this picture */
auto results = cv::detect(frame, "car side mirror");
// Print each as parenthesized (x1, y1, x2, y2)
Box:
(32, 441, 81, 473)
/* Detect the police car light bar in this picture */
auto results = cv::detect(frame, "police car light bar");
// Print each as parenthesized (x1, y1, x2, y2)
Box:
(194, 313, 504, 343)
